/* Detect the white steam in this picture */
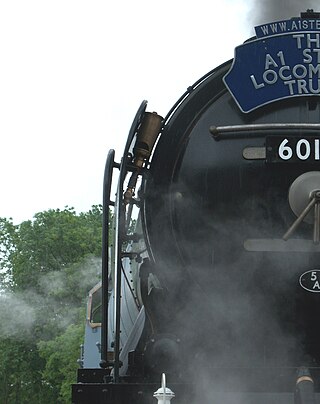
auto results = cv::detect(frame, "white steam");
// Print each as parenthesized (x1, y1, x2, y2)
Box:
(249, 0, 320, 26)
(0, 256, 101, 340)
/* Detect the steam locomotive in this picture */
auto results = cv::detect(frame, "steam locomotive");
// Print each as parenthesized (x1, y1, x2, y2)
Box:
(73, 10, 320, 404)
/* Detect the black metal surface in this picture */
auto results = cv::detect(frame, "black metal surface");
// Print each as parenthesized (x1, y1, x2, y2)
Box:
(77, 368, 111, 384)
(72, 379, 320, 404)
(301, 10, 320, 19)
(143, 58, 320, 387)
(123, 100, 147, 156)
(72, 382, 191, 404)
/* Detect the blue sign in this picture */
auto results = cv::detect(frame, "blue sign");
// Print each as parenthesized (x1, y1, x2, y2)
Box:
(255, 18, 320, 38)
(224, 19, 320, 113)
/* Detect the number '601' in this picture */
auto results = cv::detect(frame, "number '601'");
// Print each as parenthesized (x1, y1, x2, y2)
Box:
(278, 138, 320, 160)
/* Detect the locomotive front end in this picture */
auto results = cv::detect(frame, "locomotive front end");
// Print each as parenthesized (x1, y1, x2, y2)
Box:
(73, 11, 320, 404)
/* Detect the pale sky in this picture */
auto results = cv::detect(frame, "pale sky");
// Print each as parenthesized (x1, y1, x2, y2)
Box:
(1, 0, 254, 223)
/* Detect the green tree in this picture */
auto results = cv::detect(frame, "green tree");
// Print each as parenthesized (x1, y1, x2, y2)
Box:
(0, 338, 53, 404)
(0, 205, 108, 403)
(38, 322, 84, 403)
(10, 206, 103, 291)
(0, 217, 17, 289)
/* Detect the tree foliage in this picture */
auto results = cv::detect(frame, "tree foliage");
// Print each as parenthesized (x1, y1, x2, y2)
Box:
(0, 205, 106, 403)
(0, 217, 16, 289)
(10, 206, 103, 290)
(38, 322, 85, 402)
(0, 338, 52, 404)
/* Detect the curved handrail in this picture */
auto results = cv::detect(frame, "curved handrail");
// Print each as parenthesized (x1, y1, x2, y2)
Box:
(100, 149, 117, 368)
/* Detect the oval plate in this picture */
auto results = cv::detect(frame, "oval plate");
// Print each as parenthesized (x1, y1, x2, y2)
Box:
(299, 269, 320, 292)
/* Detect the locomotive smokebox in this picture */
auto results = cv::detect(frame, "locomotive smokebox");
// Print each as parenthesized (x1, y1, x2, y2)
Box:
(74, 9, 320, 404)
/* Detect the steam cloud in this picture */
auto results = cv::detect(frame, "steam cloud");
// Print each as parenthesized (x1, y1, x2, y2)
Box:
(0, 291, 36, 339)
(0, 256, 101, 340)
(249, 0, 320, 26)
(148, 183, 315, 402)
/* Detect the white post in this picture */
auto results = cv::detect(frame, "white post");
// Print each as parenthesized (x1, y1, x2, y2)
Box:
(153, 373, 175, 404)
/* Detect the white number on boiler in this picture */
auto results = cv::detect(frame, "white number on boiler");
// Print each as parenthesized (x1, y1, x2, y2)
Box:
(278, 138, 320, 161)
